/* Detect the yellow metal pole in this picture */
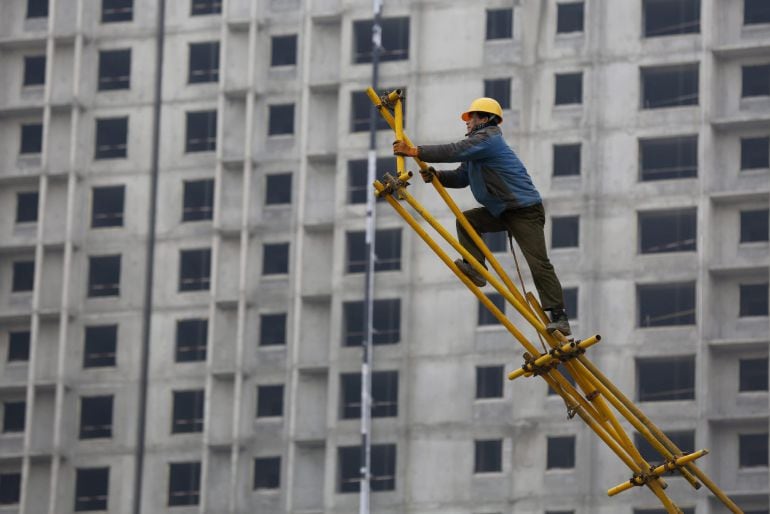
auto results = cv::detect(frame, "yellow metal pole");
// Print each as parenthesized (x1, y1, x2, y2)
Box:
(395, 97, 405, 175)
(608, 450, 709, 497)
(577, 356, 743, 511)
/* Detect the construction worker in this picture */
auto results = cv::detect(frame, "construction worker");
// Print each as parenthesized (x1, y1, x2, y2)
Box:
(392, 97, 571, 335)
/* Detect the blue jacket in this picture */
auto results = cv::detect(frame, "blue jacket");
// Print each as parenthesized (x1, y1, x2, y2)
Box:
(417, 126, 542, 217)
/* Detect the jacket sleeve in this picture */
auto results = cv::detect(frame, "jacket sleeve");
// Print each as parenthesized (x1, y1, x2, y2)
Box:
(418, 131, 491, 163)
(435, 163, 469, 188)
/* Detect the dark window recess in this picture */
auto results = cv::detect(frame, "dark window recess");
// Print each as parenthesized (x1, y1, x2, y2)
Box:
(188, 41, 219, 83)
(346, 229, 401, 273)
(475, 439, 503, 473)
(254, 457, 281, 489)
(268, 104, 294, 135)
(338, 444, 396, 492)
(79, 396, 113, 439)
(259, 313, 286, 346)
(343, 298, 400, 346)
(563, 287, 578, 318)
(101, 0, 132, 22)
(641, 64, 699, 108)
(742, 64, 770, 97)
(478, 293, 505, 326)
(741, 137, 770, 170)
(27, 0, 48, 18)
(74, 468, 109, 511)
(182, 179, 214, 222)
(0, 473, 21, 505)
(265, 173, 292, 205)
(483, 231, 508, 253)
(637, 356, 695, 401)
(547, 436, 576, 469)
(639, 208, 697, 253)
(191, 0, 221, 15)
(98, 49, 130, 90)
(12, 261, 34, 292)
(172, 390, 204, 433)
(476, 366, 504, 399)
(23, 56, 45, 86)
(257, 384, 284, 417)
(92, 185, 125, 228)
(557, 2, 584, 33)
(347, 157, 396, 204)
(179, 249, 211, 292)
(634, 430, 694, 465)
(638, 281, 696, 327)
(740, 209, 769, 242)
(639, 136, 698, 181)
(271, 35, 297, 66)
(16, 191, 38, 223)
(351, 90, 400, 132)
(88, 255, 121, 297)
(740, 283, 769, 317)
(484, 79, 512, 110)
(8, 331, 30, 362)
(353, 17, 409, 64)
(740, 357, 769, 391)
(553, 143, 581, 176)
(95, 117, 128, 159)
(185, 111, 217, 152)
(84, 325, 117, 368)
(745, 0, 770, 25)
(340, 371, 398, 419)
(740, 433, 769, 467)
(551, 216, 579, 248)
(20, 124, 42, 154)
(555, 73, 583, 105)
(175, 319, 207, 362)
(168, 462, 200, 506)
(262, 243, 289, 275)
(486, 8, 513, 40)
(643, 0, 700, 37)
(2, 402, 25, 433)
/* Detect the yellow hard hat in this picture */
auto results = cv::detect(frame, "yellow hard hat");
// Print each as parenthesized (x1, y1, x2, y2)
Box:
(461, 97, 504, 124)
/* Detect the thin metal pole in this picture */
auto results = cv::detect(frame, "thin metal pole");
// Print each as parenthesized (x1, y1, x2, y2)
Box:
(360, 1, 383, 513)
(133, 1, 166, 512)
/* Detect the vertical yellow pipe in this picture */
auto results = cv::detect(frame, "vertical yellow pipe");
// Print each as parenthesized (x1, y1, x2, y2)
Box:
(395, 97, 405, 175)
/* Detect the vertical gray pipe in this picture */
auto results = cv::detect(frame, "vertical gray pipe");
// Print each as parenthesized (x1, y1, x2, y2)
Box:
(133, 0, 166, 512)
(360, 1, 383, 513)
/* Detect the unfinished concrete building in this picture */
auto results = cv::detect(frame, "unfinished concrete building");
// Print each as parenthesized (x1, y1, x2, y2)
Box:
(0, 0, 768, 513)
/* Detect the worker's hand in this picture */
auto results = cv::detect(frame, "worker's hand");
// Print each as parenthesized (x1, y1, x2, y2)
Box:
(392, 140, 419, 158)
(419, 166, 436, 183)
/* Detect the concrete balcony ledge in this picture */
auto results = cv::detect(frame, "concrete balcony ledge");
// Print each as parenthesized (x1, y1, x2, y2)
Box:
(713, 41, 770, 59)
(712, 113, 770, 131)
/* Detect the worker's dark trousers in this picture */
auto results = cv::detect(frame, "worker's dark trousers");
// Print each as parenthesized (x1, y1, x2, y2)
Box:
(456, 204, 565, 311)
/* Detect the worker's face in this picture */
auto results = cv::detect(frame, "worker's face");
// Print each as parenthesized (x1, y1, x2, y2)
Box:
(465, 112, 490, 133)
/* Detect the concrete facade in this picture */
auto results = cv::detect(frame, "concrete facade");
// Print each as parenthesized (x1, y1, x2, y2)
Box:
(0, 0, 768, 513)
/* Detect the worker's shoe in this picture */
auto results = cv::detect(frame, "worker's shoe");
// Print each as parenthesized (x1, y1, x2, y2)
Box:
(547, 308, 572, 336)
(454, 259, 487, 287)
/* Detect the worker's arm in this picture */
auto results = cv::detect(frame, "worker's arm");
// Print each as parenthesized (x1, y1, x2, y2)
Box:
(432, 163, 469, 188)
(415, 131, 492, 163)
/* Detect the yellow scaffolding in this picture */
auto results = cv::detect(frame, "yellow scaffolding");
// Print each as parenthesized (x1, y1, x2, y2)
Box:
(367, 88, 744, 514)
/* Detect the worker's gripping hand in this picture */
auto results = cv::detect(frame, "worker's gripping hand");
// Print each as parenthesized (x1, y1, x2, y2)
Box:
(392, 140, 419, 158)
(419, 166, 436, 183)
